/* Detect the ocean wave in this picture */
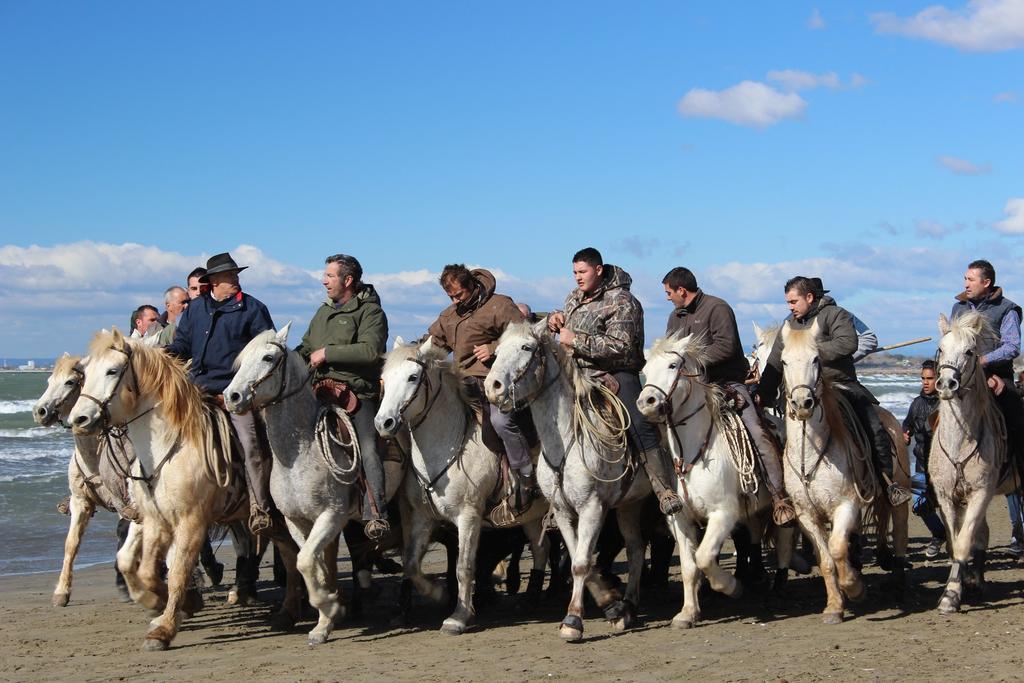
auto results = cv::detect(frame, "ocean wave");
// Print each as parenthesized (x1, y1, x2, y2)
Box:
(0, 400, 36, 415)
(0, 445, 69, 463)
(0, 471, 65, 483)
(0, 426, 65, 439)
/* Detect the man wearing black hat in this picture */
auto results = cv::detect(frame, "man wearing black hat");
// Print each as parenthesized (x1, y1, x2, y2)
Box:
(166, 252, 277, 534)
(756, 276, 911, 506)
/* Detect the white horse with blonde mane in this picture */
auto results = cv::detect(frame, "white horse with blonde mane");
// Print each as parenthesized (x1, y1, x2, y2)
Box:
(931, 311, 1018, 613)
(638, 333, 793, 629)
(224, 324, 405, 645)
(33, 353, 134, 607)
(485, 320, 650, 642)
(375, 337, 550, 636)
(68, 329, 302, 650)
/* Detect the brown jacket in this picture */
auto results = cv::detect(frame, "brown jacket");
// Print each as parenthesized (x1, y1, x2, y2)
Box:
(666, 290, 749, 384)
(428, 269, 523, 378)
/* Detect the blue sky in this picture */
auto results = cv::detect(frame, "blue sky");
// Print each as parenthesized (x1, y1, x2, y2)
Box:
(1, 1, 1023, 357)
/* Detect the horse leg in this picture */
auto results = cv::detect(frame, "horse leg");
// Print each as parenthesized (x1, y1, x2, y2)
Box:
(696, 510, 742, 598)
(772, 524, 795, 596)
(522, 519, 550, 604)
(227, 521, 259, 606)
(269, 535, 303, 631)
(611, 501, 644, 630)
(803, 514, 844, 623)
(830, 502, 865, 603)
(666, 511, 701, 628)
(53, 494, 94, 607)
(116, 521, 146, 603)
(940, 490, 992, 613)
(401, 502, 444, 605)
(966, 514, 992, 598)
(887, 498, 910, 593)
(441, 510, 483, 635)
(136, 519, 172, 612)
(295, 511, 346, 646)
(143, 516, 205, 651)
(559, 502, 605, 642)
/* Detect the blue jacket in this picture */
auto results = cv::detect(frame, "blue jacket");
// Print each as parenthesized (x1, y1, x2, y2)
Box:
(165, 290, 275, 393)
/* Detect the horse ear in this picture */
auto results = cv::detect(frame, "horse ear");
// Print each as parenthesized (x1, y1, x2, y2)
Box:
(531, 318, 548, 338)
(938, 314, 950, 336)
(752, 322, 764, 340)
(61, 351, 70, 359)
(111, 327, 126, 349)
(276, 322, 292, 343)
(418, 336, 435, 356)
(393, 336, 406, 350)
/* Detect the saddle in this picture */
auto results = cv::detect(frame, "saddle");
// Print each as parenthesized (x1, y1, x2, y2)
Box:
(313, 379, 360, 414)
(462, 378, 540, 456)
(831, 390, 881, 497)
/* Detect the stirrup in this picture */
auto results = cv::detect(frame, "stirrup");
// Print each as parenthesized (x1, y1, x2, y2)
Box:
(657, 489, 685, 515)
(364, 518, 390, 542)
(248, 509, 273, 536)
(887, 483, 912, 507)
(772, 497, 797, 526)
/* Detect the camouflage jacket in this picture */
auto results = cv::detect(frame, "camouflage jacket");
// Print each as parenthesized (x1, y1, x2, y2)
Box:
(559, 264, 645, 376)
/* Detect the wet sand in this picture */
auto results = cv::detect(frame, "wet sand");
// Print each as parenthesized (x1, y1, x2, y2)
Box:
(3, 503, 1024, 682)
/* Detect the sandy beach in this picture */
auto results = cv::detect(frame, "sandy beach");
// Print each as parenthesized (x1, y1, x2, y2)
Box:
(3, 503, 1024, 683)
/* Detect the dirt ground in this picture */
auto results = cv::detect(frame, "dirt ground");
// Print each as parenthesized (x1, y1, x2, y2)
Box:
(4, 504, 1024, 683)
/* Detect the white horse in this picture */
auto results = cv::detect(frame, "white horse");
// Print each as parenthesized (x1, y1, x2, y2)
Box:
(69, 329, 302, 650)
(485, 320, 650, 642)
(224, 324, 403, 645)
(931, 312, 1017, 613)
(33, 353, 132, 606)
(637, 333, 793, 629)
(375, 337, 550, 635)
(751, 322, 910, 582)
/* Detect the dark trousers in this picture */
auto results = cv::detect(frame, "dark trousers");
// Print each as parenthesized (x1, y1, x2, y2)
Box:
(352, 398, 387, 520)
(613, 371, 661, 453)
(836, 384, 894, 478)
(115, 517, 131, 586)
(229, 410, 273, 513)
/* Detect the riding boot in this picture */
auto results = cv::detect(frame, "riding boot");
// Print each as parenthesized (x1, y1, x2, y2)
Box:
(844, 387, 910, 507)
(199, 536, 224, 587)
(513, 469, 540, 515)
(640, 447, 684, 515)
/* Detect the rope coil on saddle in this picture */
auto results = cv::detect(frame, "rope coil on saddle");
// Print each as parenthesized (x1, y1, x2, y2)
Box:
(571, 379, 633, 483)
(314, 404, 361, 485)
(718, 410, 760, 495)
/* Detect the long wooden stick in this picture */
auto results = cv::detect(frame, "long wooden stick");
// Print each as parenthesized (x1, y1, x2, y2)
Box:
(866, 336, 932, 355)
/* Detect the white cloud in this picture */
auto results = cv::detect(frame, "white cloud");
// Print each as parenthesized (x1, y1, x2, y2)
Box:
(995, 198, 1024, 233)
(678, 81, 806, 128)
(871, 0, 1024, 52)
(994, 90, 1019, 102)
(807, 8, 826, 30)
(766, 69, 841, 91)
(936, 154, 992, 174)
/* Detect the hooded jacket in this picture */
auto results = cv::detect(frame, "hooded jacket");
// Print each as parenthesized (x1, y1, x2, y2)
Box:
(296, 284, 388, 400)
(561, 264, 645, 375)
(902, 391, 939, 473)
(428, 269, 523, 379)
(756, 294, 861, 404)
(666, 290, 749, 384)
(165, 290, 275, 394)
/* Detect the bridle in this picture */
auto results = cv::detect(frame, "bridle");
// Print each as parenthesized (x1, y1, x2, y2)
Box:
(641, 351, 705, 425)
(935, 346, 979, 398)
(397, 357, 443, 431)
(77, 345, 147, 428)
(246, 341, 309, 408)
(783, 356, 822, 416)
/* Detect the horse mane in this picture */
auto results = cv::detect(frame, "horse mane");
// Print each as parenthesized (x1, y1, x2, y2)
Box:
(233, 329, 278, 372)
(949, 310, 996, 348)
(383, 340, 481, 410)
(89, 330, 208, 449)
(759, 323, 780, 348)
(53, 353, 82, 377)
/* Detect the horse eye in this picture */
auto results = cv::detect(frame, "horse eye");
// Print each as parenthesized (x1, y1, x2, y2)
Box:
(64, 379, 78, 386)
(965, 350, 974, 357)
(106, 368, 118, 376)
(262, 354, 274, 362)
(668, 363, 677, 370)
(408, 374, 418, 382)
(521, 344, 532, 352)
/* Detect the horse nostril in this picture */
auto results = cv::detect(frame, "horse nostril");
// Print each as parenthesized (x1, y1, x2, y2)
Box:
(36, 407, 47, 417)
(229, 392, 242, 403)
(801, 399, 813, 410)
(491, 380, 503, 392)
(73, 415, 88, 426)
(645, 396, 656, 405)
(383, 418, 395, 431)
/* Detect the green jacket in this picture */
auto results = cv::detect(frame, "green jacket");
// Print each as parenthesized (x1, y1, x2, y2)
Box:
(296, 284, 388, 399)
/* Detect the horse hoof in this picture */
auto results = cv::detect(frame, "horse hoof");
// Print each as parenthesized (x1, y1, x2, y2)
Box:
(822, 611, 843, 625)
(846, 584, 867, 604)
(226, 589, 239, 605)
(440, 618, 466, 635)
(307, 632, 329, 646)
(269, 611, 297, 632)
(671, 614, 698, 629)
(52, 592, 70, 608)
(142, 638, 169, 652)
(727, 581, 744, 599)
(559, 625, 583, 642)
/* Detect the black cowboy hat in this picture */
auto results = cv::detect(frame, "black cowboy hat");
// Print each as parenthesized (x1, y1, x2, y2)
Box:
(198, 252, 248, 282)
(808, 277, 830, 295)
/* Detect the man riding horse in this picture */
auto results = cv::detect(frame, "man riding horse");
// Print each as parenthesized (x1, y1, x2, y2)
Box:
(427, 264, 538, 512)
(755, 275, 911, 507)
(547, 247, 683, 515)
(296, 253, 390, 540)
(662, 266, 796, 525)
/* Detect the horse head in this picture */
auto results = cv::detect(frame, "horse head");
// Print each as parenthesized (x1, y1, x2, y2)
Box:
(637, 332, 707, 423)
(780, 318, 821, 420)
(485, 318, 551, 413)
(935, 312, 989, 400)
(34, 352, 86, 427)
(376, 335, 447, 437)
(749, 321, 779, 381)
(224, 323, 293, 413)
(69, 328, 141, 434)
